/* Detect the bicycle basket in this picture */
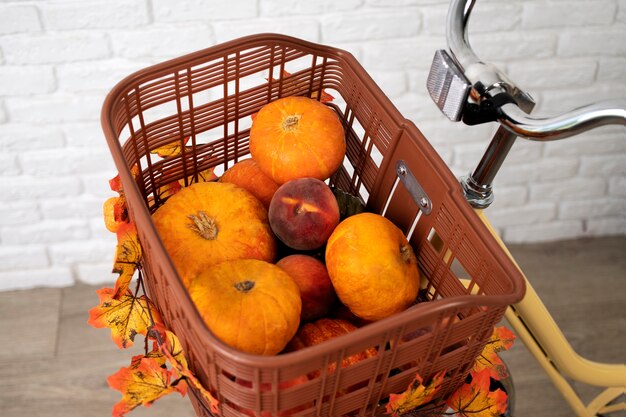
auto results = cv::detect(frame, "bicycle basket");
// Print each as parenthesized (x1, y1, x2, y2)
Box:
(101, 34, 525, 417)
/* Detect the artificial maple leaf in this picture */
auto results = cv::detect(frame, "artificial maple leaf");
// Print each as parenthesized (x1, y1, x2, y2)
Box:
(104, 196, 129, 233)
(386, 370, 446, 416)
(111, 222, 142, 298)
(88, 288, 162, 349)
(109, 165, 140, 194)
(108, 355, 187, 417)
(193, 166, 218, 183)
(156, 180, 183, 200)
(151, 137, 191, 158)
(149, 324, 187, 369)
(473, 326, 515, 380)
(152, 324, 221, 414)
(311, 89, 335, 103)
(175, 165, 218, 191)
(446, 369, 508, 417)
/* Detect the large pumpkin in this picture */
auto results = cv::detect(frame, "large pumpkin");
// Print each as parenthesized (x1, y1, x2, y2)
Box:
(325, 212, 421, 321)
(152, 181, 276, 287)
(188, 259, 301, 356)
(249, 96, 346, 184)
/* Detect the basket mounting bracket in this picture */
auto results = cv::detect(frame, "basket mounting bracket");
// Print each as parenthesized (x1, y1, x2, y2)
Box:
(396, 160, 432, 215)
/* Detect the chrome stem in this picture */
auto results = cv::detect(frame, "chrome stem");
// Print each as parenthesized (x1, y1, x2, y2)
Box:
(461, 126, 518, 209)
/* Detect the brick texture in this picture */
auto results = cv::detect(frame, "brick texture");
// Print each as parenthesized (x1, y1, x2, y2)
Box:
(0, 0, 624, 290)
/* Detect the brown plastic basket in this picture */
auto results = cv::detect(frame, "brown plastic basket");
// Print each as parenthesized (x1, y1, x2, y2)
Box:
(101, 34, 525, 417)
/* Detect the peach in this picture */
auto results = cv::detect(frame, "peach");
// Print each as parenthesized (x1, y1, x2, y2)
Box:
(220, 158, 280, 209)
(268, 178, 340, 250)
(277, 254, 337, 322)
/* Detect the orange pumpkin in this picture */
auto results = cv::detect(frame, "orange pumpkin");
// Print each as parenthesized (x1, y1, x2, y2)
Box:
(188, 259, 301, 356)
(152, 181, 276, 287)
(325, 213, 421, 321)
(219, 158, 280, 209)
(249, 96, 346, 184)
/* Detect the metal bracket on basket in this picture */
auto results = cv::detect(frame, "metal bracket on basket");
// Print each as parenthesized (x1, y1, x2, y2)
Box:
(396, 160, 432, 215)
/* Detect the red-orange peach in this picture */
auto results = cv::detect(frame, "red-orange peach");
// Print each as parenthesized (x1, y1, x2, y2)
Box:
(276, 254, 337, 322)
(268, 178, 340, 250)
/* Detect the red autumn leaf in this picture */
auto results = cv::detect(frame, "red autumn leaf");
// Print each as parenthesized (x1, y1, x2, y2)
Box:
(473, 326, 515, 380)
(386, 370, 446, 416)
(446, 369, 508, 417)
(109, 173, 124, 194)
(108, 355, 187, 417)
(87, 288, 161, 349)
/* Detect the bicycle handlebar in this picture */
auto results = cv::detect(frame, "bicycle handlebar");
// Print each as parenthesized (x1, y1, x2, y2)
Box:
(445, 0, 626, 140)
(433, 0, 626, 208)
(499, 100, 626, 141)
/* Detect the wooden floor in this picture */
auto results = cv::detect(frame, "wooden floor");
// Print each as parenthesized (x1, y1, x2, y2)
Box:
(0, 237, 624, 417)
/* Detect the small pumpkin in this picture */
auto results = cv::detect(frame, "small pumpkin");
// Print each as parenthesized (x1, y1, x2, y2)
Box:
(249, 96, 346, 184)
(188, 259, 301, 356)
(219, 158, 280, 209)
(325, 212, 421, 321)
(152, 181, 276, 287)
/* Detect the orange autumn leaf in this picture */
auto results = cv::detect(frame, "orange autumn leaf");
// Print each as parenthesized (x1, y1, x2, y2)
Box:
(108, 355, 187, 417)
(194, 166, 218, 183)
(149, 324, 187, 370)
(311, 89, 335, 103)
(151, 323, 220, 414)
(154, 163, 217, 200)
(386, 370, 445, 416)
(104, 196, 129, 233)
(151, 137, 191, 158)
(175, 165, 218, 190)
(115, 222, 141, 265)
(88, 288, 161, 349)
(110, 165, 140, 194)
(473, 326, 515, 380)
(446, 369, 508, 417)
(157, 180, 183, 200)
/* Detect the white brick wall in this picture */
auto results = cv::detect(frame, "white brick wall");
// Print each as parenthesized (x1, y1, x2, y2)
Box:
(0, 0, 624, 291)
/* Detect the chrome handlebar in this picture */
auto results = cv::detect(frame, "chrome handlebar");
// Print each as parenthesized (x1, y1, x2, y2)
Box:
(430, 0, 625, 208)
(443, 0, 626, 140)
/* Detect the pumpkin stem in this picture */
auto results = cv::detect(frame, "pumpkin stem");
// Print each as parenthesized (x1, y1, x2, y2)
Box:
(234, 280, 255, 293)
(400, 244, 414, 263)
(282, 114, 301, 131)
(187, 211, 218, 240)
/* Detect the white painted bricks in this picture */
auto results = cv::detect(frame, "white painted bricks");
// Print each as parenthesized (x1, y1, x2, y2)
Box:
(0, 0, 624, 291)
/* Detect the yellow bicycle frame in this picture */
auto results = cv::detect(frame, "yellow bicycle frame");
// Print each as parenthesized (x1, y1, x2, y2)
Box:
(476, 210, 626, 416)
